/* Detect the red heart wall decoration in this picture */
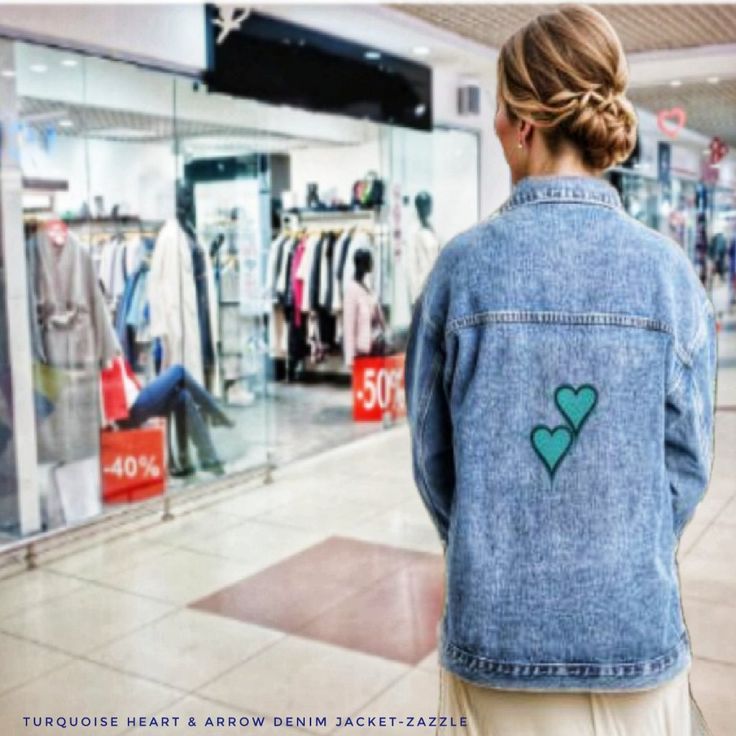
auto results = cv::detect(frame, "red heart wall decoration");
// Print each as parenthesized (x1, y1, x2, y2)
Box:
(657, 107, 687, 139)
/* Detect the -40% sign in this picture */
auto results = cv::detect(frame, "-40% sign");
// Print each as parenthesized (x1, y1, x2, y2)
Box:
(103, 454, 161, 480)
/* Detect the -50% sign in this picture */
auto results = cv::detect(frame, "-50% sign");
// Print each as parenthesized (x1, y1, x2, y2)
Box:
(352, 354, 406, 422)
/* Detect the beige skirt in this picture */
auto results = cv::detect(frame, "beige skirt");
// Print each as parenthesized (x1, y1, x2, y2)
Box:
(438, 666, 692, 736)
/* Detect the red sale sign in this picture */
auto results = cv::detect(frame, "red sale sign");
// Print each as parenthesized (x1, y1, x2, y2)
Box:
(100, 422, 166, 503)
(352, 354, 406, 422)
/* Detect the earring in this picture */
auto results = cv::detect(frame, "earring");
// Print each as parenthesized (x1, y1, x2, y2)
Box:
(517, 141, 524, 149)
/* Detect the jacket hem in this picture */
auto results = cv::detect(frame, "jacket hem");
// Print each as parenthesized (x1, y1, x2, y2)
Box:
(439, 632, 691, 692)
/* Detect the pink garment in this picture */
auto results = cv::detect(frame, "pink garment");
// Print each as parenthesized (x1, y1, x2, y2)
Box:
(343, 279, 386, 367)
(291, 238, 307, 327)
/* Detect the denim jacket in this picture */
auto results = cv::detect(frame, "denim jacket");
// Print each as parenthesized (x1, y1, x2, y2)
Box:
(405, 175, 718, 691)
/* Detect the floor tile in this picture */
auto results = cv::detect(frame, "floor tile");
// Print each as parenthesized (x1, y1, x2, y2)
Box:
(0, 632, 71, 695)
(253, 495, 384, 535)
(0, 660, 181, 736)
(682, 597, 736, 665)
(123, 695, 315, 736)
(689, 658, 736, 736)
(199, 635, 407, 734)
(680, 526, 736, 606)
(133, 510, 247, 548)
(88, 608, 284, 691)
(298, 553, 444, 664)
(0, 584, 173, 655)
(416, 650, 440, 674)
(351, 668, 440, 736)
(177, 519, 323, 573)
(0, 568, 87, 620)
(190, 537, 409, 632)
(345, 506, 443, 555)
(45, 532, 173, 582)
(103, 548, 250, 605)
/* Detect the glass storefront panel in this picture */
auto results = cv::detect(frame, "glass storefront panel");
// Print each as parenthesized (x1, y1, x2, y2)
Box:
(0, 38, 20, 541)
(386, 125, 480, 335)
(1, 35, 482, 545)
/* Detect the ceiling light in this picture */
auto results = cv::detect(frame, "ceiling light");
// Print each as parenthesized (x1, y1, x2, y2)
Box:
(61, 59, 78, 68)
(707, 76, 720, 84)
(412, 46, 431, 56)
(364, 50, 381, 61)
(1, 69, 15, 78)
(669, 80, 681, 87)
(30, 64, 48, 73)
(59, 120, 74, 128)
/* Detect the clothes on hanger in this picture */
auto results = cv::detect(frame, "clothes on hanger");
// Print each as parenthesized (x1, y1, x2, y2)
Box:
(28, 228, 120, 464)
(149, 219, 204, 385)
(407, 226, 441, 305)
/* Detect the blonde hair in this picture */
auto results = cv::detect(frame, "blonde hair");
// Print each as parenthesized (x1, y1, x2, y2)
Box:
(497, 4, 638, 170)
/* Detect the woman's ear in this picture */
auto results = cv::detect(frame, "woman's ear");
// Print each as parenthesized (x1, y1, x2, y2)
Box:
(518, 118, 534, 147)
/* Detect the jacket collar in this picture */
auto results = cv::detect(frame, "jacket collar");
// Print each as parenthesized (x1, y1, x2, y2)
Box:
(499, 175, 622, 214)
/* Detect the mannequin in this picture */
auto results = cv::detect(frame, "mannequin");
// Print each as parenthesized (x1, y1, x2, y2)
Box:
(343, 248, 387, 367)
(407, 191, 441, 307)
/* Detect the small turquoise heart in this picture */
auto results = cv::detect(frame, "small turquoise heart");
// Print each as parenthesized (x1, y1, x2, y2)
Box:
(555, 384, 598, 433)
(531, 425, 573, 478)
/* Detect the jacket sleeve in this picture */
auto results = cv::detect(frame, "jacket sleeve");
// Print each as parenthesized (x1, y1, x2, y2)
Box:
(404, 287, 455, 546)
(665, 299, 718, 538)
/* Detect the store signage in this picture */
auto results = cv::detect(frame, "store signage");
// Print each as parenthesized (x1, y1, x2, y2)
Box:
(352, 354, 406, 422)
(212, 6, 251, 44)
(204, 6, 433, 131)
(656, 107, 686, 140)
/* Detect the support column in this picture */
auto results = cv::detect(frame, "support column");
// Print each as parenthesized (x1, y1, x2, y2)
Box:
(0, 40, 41, 536)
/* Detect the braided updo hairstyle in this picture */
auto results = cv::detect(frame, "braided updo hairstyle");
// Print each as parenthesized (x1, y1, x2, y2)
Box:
(497, 4, 638, 170)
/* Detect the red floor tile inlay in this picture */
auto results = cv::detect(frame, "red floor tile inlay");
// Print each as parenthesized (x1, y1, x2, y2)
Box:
(190, 536, 444, 665)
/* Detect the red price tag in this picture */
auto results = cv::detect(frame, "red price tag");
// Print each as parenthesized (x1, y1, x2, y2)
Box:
(352, 354, 406, 422)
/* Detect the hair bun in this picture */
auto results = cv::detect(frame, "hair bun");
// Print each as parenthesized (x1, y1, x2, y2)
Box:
(566, 88, 638, 170)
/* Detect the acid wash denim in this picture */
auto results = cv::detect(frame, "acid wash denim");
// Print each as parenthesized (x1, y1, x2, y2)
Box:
(405, 175, 718, 692)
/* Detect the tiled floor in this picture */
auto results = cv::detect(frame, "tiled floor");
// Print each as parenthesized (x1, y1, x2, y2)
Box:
(0, 318, 735, 735)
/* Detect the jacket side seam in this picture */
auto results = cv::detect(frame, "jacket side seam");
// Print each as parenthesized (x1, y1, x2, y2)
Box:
(416, 355, 446, 537)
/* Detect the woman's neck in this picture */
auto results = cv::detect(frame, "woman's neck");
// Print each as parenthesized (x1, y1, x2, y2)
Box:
(515, 147, 600, 183)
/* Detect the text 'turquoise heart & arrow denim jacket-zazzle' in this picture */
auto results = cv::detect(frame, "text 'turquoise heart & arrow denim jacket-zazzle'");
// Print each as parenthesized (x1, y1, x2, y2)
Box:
(405, 174, 718, 691)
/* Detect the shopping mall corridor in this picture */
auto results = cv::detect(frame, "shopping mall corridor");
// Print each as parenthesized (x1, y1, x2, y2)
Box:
(1, 319, 735, 736)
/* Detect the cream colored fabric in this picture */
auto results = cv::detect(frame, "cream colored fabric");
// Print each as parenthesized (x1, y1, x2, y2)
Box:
(438, 666, 691, 736)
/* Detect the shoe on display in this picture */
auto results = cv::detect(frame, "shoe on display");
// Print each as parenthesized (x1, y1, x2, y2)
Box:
(169, 464, 196, 478)
(201, 459, 226, 477)
(227, 383, 255, 406)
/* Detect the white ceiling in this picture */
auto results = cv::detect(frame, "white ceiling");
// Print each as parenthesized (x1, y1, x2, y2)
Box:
(392, 4, 736, 146)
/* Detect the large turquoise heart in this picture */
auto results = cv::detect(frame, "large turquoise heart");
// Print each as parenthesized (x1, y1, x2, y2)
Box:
(555, 384, 598, 434)
(530, 425, 573, 478)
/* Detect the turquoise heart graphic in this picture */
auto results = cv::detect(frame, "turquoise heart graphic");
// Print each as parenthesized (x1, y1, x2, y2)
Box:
(530, 425, 573, 478)
(555, 384, 598, 433)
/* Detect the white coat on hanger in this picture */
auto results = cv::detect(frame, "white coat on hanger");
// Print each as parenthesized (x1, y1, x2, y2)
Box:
(149, 219, 203, 384)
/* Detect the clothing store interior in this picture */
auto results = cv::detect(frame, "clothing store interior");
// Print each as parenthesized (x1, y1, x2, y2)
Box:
(0, 39, 480, 537)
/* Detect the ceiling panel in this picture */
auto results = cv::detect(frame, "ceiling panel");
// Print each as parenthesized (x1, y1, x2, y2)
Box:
(393, 4, 736, 146)
(391, 4, 736, 53)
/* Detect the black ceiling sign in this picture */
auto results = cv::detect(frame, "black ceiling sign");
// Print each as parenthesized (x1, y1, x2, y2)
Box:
(204, 6, 433, 131)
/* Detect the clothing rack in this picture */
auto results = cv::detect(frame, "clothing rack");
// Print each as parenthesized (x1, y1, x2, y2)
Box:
(281, 209, 377, 232)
